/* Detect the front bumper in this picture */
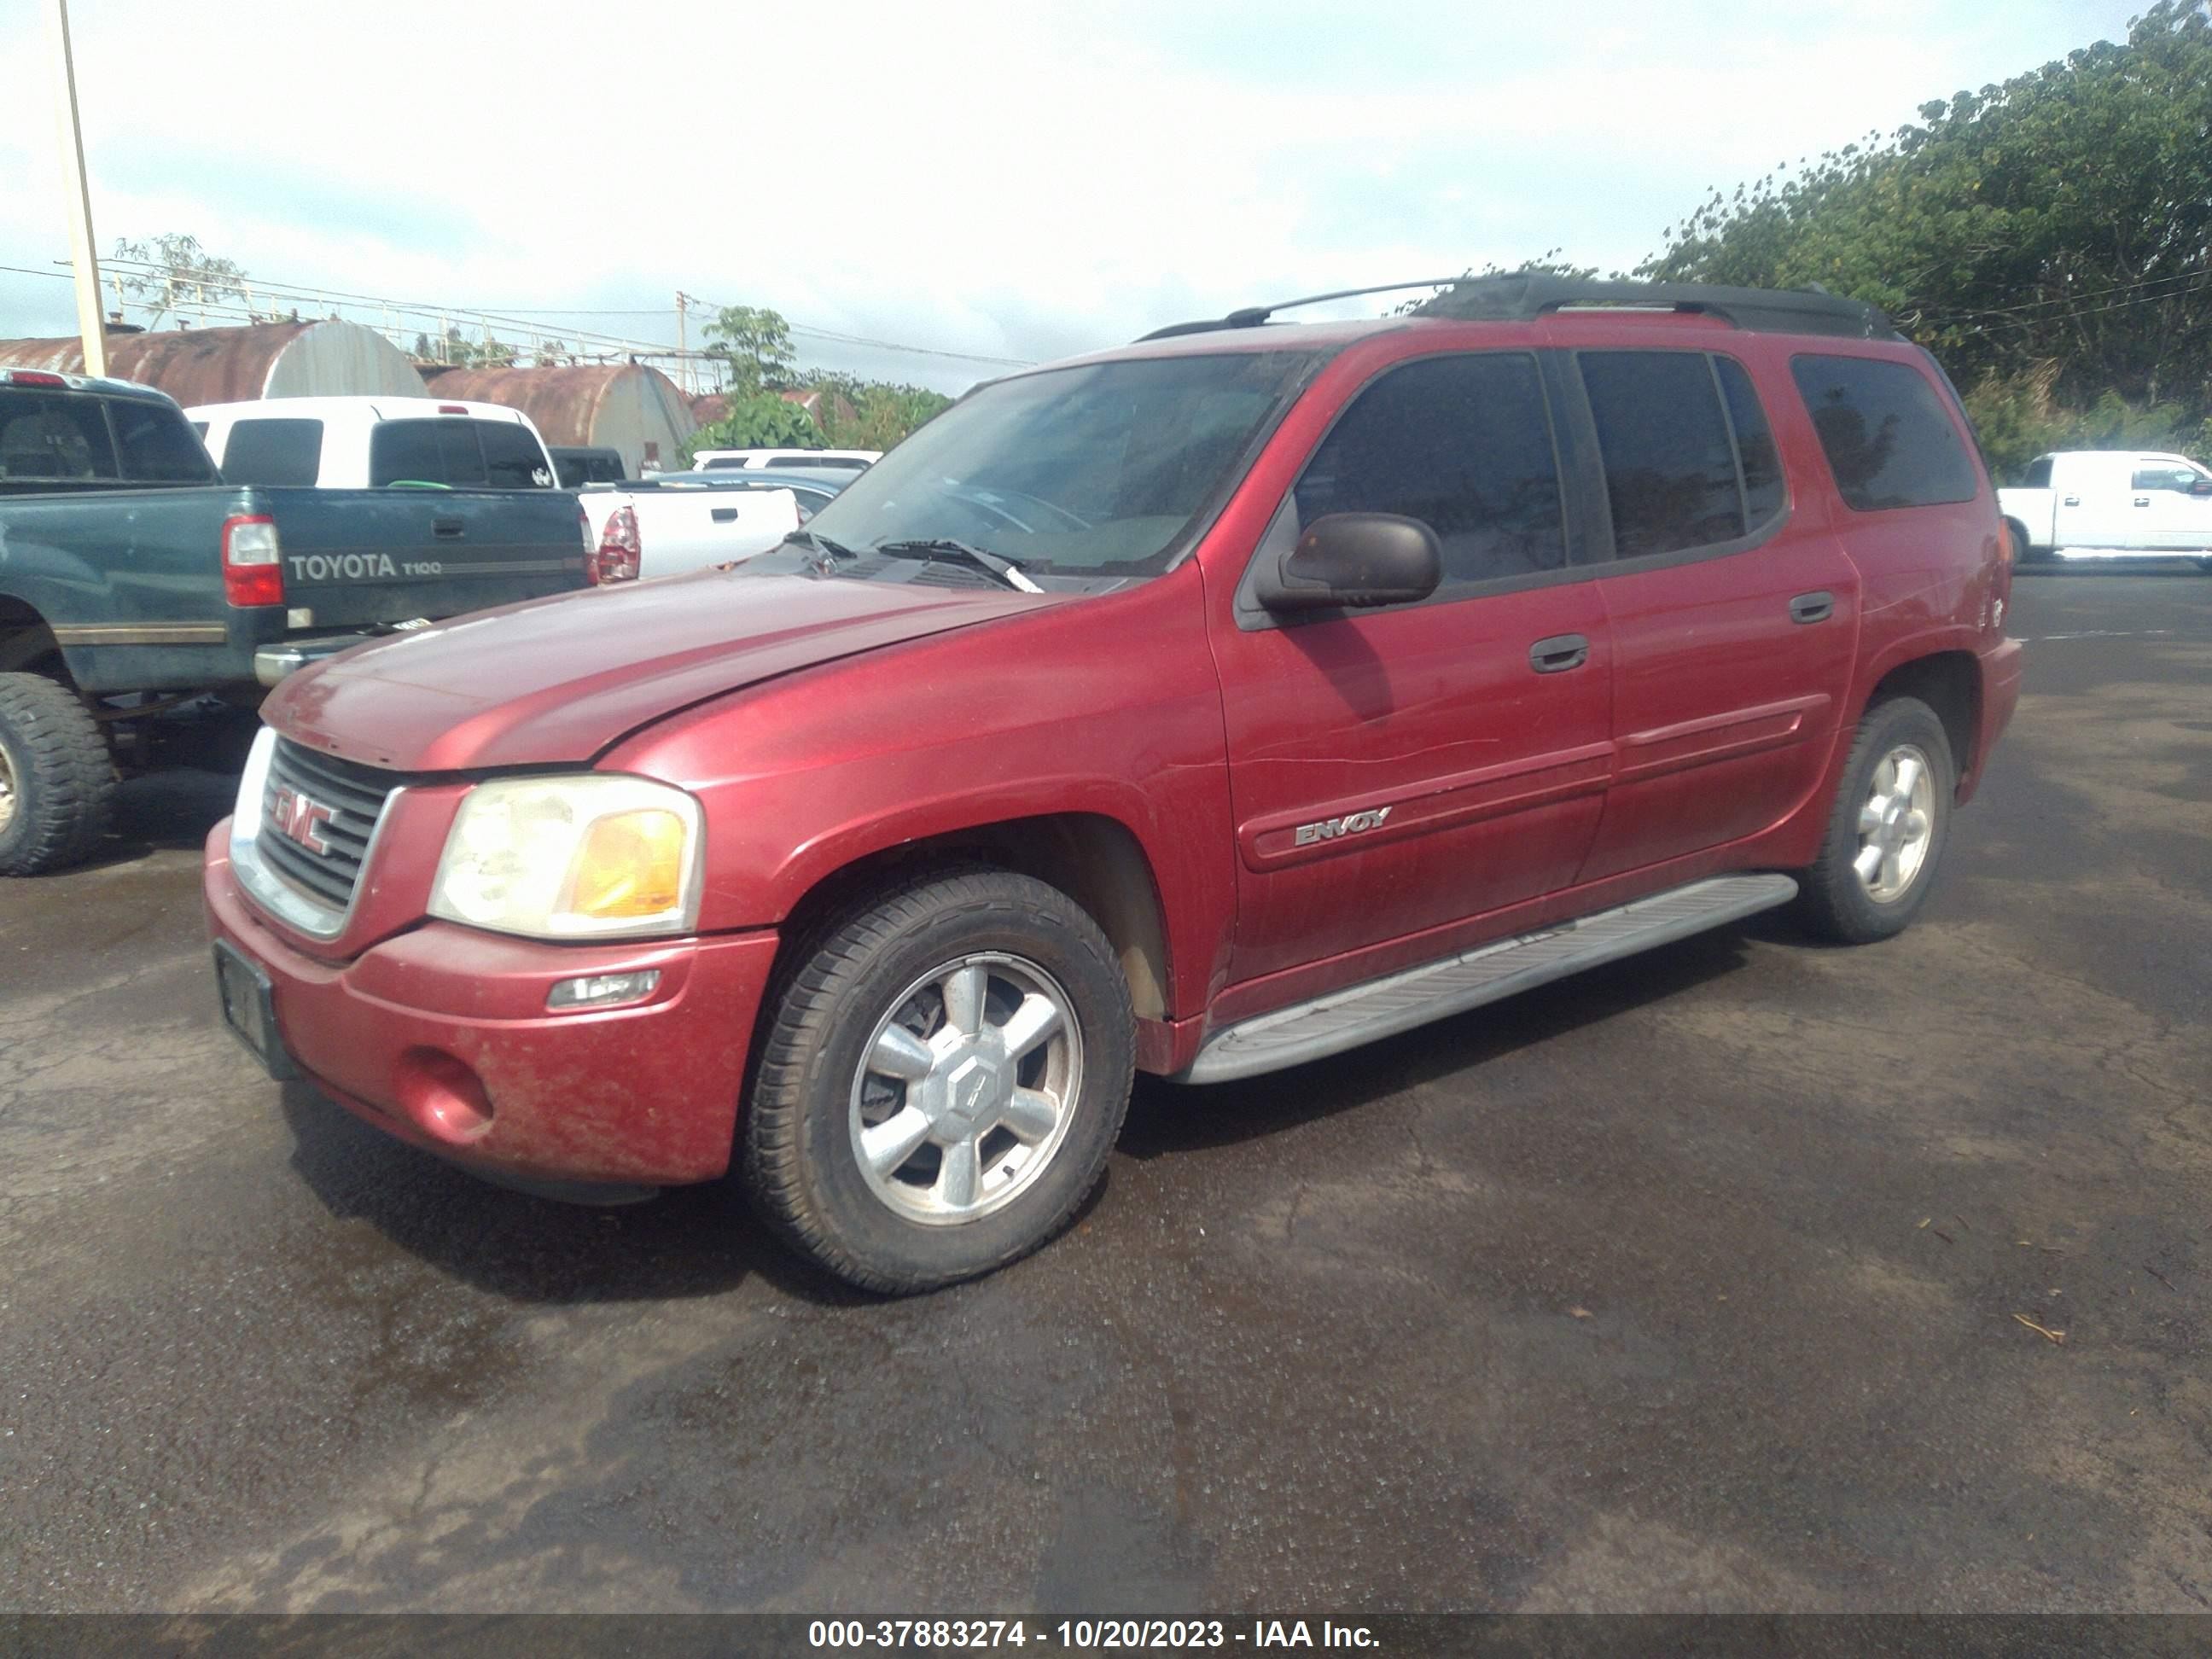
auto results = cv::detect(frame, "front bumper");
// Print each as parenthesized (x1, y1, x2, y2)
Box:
(204, 818, 780, 1186)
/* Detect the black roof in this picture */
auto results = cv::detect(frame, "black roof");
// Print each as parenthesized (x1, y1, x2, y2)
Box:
(1138, 273, 1901, 344)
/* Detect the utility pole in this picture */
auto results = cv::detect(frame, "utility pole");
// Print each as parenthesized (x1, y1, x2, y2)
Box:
(674, 291, 690, 394)
(46, 0, 107, 375)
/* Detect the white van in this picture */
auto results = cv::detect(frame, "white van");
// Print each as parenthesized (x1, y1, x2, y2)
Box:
(188, 397, 562, 491)
(690, 447, 879, 473)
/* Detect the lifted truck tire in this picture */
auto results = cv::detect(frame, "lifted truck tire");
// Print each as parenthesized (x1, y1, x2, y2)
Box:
(743, 868, 1136, 1295)
(1792, 695, 1955, 946)
(0, 672, 117, 876)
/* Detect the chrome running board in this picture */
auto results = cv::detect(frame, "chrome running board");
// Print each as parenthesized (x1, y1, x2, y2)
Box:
(1184, 873, 1799, 1083)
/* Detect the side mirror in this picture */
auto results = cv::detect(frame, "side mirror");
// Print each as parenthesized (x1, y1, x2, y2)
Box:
(2191, 477, 2212, 497)
(1254, 512, 1441, 613)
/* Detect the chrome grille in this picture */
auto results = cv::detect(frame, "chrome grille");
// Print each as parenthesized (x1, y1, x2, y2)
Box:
(258, 738, 406, 911)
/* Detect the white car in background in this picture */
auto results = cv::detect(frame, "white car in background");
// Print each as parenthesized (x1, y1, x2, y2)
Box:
(580, 466, 854, 582)
(690, 447, 879, 473)
(187, 396, 562, 492)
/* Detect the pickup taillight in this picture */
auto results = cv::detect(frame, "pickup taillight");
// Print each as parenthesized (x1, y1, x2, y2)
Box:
(591, 504, 641, 585)
(221, 515, 285, 608)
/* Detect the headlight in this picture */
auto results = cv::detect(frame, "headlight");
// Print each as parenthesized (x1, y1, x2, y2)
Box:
(428, 774, 704, 940)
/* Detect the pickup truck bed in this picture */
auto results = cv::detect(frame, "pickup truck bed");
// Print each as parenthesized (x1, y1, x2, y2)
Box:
(6, 481, 589, 692)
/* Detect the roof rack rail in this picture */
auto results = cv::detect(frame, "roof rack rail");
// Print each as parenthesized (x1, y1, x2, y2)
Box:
(1135, 277, 1462, 341)
(1412, 271, 1901, 340)
(1135, 272, 1901, 345)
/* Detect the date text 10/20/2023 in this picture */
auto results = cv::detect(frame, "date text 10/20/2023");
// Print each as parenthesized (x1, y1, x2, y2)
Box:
(806, 1620, 1382, 1649)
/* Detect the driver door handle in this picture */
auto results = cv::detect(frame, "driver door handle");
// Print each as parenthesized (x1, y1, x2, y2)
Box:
(1529, 633, 1589, 673)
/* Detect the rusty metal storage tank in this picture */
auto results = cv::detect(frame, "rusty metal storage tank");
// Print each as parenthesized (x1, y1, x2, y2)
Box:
(0, 320, 426, 403)
(422, 364, 697, 477)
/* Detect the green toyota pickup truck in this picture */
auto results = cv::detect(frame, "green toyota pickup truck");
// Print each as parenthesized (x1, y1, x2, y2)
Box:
(0, 368, 591, 874)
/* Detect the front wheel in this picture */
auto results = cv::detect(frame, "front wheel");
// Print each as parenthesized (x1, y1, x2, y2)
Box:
(0, 672, 117, 876)
(1792, 696, 1955, 945)
(742, 868, 1136, 1293)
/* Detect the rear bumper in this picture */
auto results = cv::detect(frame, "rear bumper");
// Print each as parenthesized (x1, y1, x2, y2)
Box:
(1962, 637, 2024, 804)
(253, 634, 383, 687)
(203, 818, 780, 1186)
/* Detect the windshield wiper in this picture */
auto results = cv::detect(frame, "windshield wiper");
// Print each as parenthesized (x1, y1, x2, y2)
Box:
(872, 538, 1043, 593)
(780, 527, 859, 561)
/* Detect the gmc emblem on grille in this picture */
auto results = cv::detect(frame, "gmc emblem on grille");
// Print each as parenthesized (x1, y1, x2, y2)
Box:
(271, 786, 336, 855)
(1293, 806, 1392, 847)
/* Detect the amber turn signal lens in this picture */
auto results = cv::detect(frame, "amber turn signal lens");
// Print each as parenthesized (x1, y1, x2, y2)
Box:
(568, 809, 688, 919)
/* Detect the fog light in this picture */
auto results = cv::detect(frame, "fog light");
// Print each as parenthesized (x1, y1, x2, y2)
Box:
(547, 969, 661, 1011)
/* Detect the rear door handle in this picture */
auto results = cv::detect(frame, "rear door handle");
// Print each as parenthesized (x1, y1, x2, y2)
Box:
(710, 507, 739, 523)
(1529, 633, 1589, 673)
(2133, 496, 2151, 507)
(1790, 591, 1834, 625)
(432, 517, 465, 539)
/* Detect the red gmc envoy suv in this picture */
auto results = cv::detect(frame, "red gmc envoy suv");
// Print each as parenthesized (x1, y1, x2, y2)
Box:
(204, 275, 2023, 1292)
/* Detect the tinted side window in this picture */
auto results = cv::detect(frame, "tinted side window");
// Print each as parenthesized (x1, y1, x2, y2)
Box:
(478, 421, 550, 488)
(2023, 456, 2052, 489)
(111, 400, 217, 481)
(1580, 352, 1745, 558)
(370, 420, 487, 486)
(370, 420, 445, 486)
(1294, 352, 1564, 586)
(221, 418, 324, 486)
(1714, 357, 1785, 526)
(1790, 355, 1977, 511)
(0, 389, 118, 480)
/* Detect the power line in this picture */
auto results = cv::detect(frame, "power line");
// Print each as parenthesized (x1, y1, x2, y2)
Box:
(1930, 263, 2212, 323)
(3, 256, 1035, 369)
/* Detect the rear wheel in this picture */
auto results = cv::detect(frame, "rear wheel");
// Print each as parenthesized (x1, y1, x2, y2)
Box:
(742, 868, 1136, 1293)
(1793, 696, 1954, 945)
(0, 672, 116, 876)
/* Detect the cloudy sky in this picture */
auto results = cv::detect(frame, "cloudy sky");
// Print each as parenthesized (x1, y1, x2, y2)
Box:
(1, 0, 2146, 393)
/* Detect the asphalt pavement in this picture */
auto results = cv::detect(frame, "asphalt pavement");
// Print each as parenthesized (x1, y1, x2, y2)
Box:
(2, 572, 2206, 1614)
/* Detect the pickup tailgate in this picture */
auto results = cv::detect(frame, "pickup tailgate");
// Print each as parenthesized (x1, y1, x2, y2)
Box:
(584, 482, 798, 579)
(265, 486, 588, 626)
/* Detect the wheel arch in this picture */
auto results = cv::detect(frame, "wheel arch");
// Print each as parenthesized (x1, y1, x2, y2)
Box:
(1864, 649, 1980, 791)
(0, 596, 67, 681)
(772, 810, 1177, 1021)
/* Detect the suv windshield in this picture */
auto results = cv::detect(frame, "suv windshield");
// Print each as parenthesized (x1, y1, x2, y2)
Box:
(799, 352, 1313, 579)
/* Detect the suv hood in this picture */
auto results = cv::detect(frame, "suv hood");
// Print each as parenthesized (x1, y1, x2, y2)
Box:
(265, 570, 1066, 771)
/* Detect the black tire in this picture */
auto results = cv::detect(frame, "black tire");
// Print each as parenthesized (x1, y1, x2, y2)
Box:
(0, 672, 116, 876)
(1792, 696, 1955, 946)
(742, 867, 1136, 1294)
(2005, 519, 2048, 567)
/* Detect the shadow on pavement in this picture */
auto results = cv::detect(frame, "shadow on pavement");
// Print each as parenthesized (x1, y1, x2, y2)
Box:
(274, 1081, 863, 1310)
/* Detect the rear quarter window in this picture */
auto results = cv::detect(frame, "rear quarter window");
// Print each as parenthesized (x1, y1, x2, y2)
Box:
(370, 419, 487, 487)
(111, 399, 218, 482)
(1790, 355, 1978, 511)
(478, 420, 553, 488)
(220, 418, 324, 486)
(0, 389, 118, 480)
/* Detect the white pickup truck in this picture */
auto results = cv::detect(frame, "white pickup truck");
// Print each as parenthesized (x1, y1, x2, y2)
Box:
(188, 396, 563, 492)
(579, 468, 852, 582)
(1998, 450, 2212, 570)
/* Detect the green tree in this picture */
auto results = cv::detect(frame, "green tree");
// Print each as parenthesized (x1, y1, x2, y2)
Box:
(812, 375, 954, 450)
(1638, 1, 2212, 428)
(110, 233, 251, 326)
(682, 391, 821, 461)
(703, 306, 798, 393)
